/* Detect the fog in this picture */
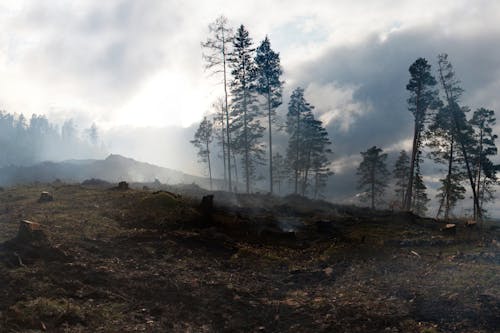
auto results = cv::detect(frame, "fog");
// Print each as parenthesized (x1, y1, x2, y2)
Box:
(1, 1, 499, 217)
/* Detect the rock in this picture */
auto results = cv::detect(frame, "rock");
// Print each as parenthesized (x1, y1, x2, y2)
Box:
(38, 191, 53, 203)
(117, 181, 129, 190)
(16, 220, 48, 244)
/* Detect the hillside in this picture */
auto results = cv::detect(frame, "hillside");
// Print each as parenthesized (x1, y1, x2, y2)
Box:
(0, 183, 498, 332)
(0, 154, 215, 188)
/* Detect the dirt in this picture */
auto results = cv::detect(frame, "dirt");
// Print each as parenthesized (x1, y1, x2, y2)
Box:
(0, 183, 498, 332)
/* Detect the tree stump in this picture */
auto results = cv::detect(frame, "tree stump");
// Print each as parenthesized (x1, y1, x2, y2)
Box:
(38, 191, 53, 203)
(16, 220, 48, 244)
(118, 181, 129, 190)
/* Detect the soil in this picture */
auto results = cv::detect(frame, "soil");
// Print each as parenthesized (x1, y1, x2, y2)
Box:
(0, 183, 498, 332)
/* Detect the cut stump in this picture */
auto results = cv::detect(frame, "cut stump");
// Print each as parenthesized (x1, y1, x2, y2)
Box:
(38, 191, 53, 203)
(16, 220, 48, 244)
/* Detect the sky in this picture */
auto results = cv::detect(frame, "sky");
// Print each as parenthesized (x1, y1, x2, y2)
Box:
(1, 0, 500, 214)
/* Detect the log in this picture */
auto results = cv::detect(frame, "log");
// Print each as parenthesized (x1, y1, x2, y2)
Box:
(465, 220, 477, 227)
(441, 223, 457, 233)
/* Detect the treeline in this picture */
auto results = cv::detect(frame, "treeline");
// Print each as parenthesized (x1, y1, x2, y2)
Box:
(191, 16, 333, 198)
(0, 111, 104, 167)
(356, 55, 498, 220)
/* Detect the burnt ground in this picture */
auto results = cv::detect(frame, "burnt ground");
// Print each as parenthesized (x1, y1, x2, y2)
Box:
(0, 183, 498, 332)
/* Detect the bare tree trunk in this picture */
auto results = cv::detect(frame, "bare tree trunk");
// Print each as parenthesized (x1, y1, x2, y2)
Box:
(267, 89, 273, 194)
(405, 85, 422, 211)
(222, 33, 232, 192)
(206, 141, 212, 190)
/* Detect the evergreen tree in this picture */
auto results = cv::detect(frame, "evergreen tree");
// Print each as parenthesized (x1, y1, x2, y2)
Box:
(211, 98, 227, 184)
(470, 108, 498, 216)
(300, 113, 332, 196)
(202, 16, 234, 191)
(404, 58, 439, 211)
(255, 36, 283, 194)
(286, 87, 313, 194)
(190, 117, 214, 190)
(272, 152, 288, 194)
(393, 150, 410, 208)
(411, 154, 430, 215)
(427, 104, 467, 218)
(357, 146, 390, 210)
(229, 25, 264, 193)
(436, 54, 481, 219)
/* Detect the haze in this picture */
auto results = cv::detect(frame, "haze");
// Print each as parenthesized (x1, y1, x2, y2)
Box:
(1, 0, 499, 215)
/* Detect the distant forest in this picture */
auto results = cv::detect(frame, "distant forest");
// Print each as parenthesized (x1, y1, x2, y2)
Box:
(0, 112, 104, 166)
(192, 16, 499, 220)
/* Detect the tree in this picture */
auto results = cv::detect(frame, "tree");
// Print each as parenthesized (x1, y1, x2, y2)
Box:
(404, 58, 439, 211)
(255, 36, 283, 194)
(229, 25, 264, 193)
(272, 152, 288, 194)
(300, 113, 332, 196)
(202, 16, 233, 191)
(411, 155, 430, 216)
(286, 87, 313, 194)
(191, 117, 214, 190)
(357, 146, 390, 210)
(436, 54, 481, 219)
(211, 98, 227, 184)
(393, 150, 410, 209)
(427, 104, 467, 218)
(470, 108, 498, 216)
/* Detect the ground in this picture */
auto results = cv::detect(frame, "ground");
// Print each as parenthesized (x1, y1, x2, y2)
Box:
(0, 183, 498, 332)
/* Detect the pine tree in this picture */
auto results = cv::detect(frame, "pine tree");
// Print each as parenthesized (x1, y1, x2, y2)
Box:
(229, 25, 264, 193)
(470, 108, 498, 216)
(286, 87, 313, 194)
(300, 113, 332, 196)
(427, 104, 467, 218)
(411, 154, 430, 216)
(436, 54, 481, 219)
(211, 98, 227, 184)
(255, 36, 283, 194)
(272, 152, 288, 194)
(357, 146, 390, 210)
(393, 150, 410, 209)
(404, 58, 439, 211)
(190, 117, 214, 190)
(202, 16, 233, 191)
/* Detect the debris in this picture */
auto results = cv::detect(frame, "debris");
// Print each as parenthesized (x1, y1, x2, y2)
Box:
(410, 250, 421, 258)
(38, 191, 53, 203)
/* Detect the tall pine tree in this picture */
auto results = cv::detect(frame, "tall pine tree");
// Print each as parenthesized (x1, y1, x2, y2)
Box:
(393, 150, 410, 208)
(404, 58, 439, 211)
(255, 36, 283, 194)
(202, 16, 234, 191)
(229, 25, 264, 193)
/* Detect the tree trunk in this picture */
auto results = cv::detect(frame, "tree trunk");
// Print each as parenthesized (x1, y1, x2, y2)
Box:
(405, 84, 422, 211)
(222, 33, 232, 192)
(267, 89, 273, 194)
(206, 141, 212, 190)
(294, 109, 300, 194)
(444, 138, 454, 219)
